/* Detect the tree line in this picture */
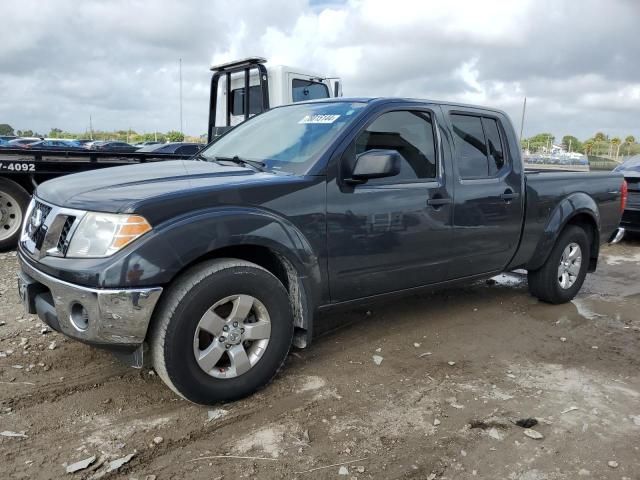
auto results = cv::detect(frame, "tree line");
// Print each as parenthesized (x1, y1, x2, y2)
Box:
(0, 124, 204, 144)
(521, 132, 639, 159)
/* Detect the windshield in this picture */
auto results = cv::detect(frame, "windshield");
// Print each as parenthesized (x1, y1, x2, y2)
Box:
(200, 101, 367, 174)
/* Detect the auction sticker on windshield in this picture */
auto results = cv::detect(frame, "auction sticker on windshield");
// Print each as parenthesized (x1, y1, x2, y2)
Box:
(298, 114, 340, 124)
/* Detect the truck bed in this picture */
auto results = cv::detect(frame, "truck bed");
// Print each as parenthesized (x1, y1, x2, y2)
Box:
(509, 170, 623, 270)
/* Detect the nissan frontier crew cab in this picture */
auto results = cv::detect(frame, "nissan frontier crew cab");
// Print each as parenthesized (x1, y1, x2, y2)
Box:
(17, 98, 626, 405)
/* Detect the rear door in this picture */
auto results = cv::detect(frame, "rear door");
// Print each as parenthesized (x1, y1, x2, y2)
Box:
(443, 108, 524, 278)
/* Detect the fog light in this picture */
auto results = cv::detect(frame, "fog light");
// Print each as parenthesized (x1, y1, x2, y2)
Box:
(69, 302, 89, 331)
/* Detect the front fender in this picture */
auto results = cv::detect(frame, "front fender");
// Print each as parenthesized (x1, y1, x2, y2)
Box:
(526, 192, 600, 271)
(99, 206, 323, 301)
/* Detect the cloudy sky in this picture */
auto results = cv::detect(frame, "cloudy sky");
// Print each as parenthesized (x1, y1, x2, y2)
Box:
(0, 0, 638, 140)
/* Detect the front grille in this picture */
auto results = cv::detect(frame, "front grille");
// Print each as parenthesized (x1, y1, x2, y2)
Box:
(27, 200, 53, 248)
(22, 199, 84, 259)
(56, 216, 76, 255)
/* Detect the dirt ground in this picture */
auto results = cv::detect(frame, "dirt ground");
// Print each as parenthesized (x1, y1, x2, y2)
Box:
(1, 240, 639, 480)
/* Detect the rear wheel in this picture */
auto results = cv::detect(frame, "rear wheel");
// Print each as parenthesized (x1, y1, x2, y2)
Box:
(149, 259, 293, 405)
(0, 179, 30, 251)
(528, 225, 590, 304)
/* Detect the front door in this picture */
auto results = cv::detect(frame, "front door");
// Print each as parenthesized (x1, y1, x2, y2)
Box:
(443, 108, 524, 279)
(327, 107, 453, 302)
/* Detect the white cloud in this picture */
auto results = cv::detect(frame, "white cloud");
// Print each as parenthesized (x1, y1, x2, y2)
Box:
(0, 0, 638, 140)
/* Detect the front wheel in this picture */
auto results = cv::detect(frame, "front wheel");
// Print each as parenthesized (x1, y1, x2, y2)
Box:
(149, 259, 294, 405)
(528, 225, 590, 304)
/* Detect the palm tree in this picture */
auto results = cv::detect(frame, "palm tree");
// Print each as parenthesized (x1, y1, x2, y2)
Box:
(625, 135, 636, 156)
(592, 132, 606, 156)
(583, 139, 594, 155)
(611, 137, 621, 160)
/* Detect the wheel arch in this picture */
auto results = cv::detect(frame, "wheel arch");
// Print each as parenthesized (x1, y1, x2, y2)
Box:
(0, 175, 36, 196)
(122, 206, 323, 349)
(169, 244, 315, 348)
(526, 193, 600, 272)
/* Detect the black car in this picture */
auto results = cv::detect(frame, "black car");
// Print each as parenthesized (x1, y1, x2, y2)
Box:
(17, 98, 625, 405)
(6, 138, 41, 148)
(137, 142, 203, 155)
(91, 141, 138, 153)
(0, 135, 18, 144)
(24, 140, 83, 150)
(614, 156, 640, 234)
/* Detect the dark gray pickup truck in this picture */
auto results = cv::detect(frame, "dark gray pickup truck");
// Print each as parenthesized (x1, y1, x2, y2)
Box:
(17, 98, 625, 405)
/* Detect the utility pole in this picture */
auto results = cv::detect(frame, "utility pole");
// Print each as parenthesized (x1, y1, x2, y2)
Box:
(179, 58, 183, 135)
(89, 115, 94, 140)
(519, 97, 527, 145)
(568, 138, 572, 153)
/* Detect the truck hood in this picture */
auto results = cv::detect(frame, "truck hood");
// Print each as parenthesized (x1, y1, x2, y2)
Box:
(36, 160, 292, 221)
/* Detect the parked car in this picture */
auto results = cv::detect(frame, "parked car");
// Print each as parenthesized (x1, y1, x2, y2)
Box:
(24, 139, 83, 150)
(137, 142, 203, 155)
(614, 156, 640, 234)
(0, 136, 17, 145)
(134, 141, 163, 147)
(7, 138, 41, 148)
(90, 141, 138, 152)
(17, 98, 625, 405)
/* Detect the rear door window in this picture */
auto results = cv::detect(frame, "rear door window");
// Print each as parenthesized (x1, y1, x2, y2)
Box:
(451, 113, 508, 178)
(292, 79, 330, 103)
(483, 118, 505, 176)
(451, 114, 487, 178)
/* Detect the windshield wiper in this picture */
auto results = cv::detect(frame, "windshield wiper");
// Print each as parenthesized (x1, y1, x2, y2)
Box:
(216, 155, 267, 172)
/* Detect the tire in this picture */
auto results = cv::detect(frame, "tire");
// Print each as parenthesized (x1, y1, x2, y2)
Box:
(149, 258, 294, 405)
(0, 178, 30, 251)
(528, 225, 590, 304)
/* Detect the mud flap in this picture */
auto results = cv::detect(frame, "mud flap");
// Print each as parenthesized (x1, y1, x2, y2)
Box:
(112, 344, 144, 368)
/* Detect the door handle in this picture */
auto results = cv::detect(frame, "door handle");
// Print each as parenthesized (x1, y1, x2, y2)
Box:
(500, 188, 520, 202)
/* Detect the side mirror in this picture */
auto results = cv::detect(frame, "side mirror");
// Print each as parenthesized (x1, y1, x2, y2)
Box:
(349, 149, 401, 183)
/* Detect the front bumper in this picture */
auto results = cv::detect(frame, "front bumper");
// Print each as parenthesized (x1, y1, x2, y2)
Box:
(18, 253, 162, 348)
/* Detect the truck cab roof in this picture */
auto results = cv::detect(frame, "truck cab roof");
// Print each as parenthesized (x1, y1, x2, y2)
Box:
(297, 96, 510, 117)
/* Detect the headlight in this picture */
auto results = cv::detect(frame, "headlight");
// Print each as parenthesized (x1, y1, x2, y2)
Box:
(66, 212, 152, 258)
